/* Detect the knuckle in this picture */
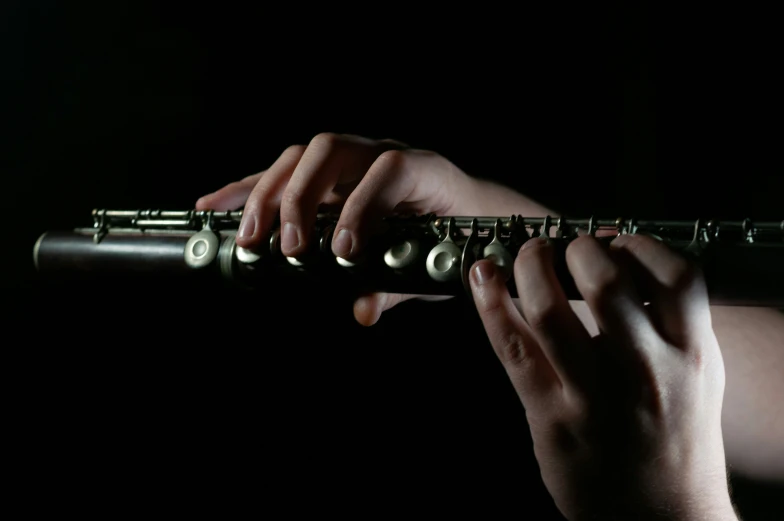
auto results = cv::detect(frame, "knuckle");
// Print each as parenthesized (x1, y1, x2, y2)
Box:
(686, 346, 706, 371)
(378, 137, 410, 149)
(282, 144, 306, 158)
(517, 238, 549, 258)
(477, 290, 504, 315)
(665, 259, 702, 293)
(514, 248, 528, 270)
(242, 171, 262, 183)
(683, 334, 719, 372)
(221, 180, 244, 192)
(513, 250, 529, 280)
(338, 200, 363, 229)
(548, 421, 582, 453)
(565, 235, 593, 264)
(616, 233, 657, 260)
(497, 330, 532, 367)
(280, 186, 305, 210)
(564, 395, 591, 424)
(583, 265, 624, 308)
(619, 233, 650, 249)
(246, 183, 271, 208)
(524, 301, 563, 332)
(514, 243, 538, 268)
(374, 149, 408, 170)
(309, 132, 341, 152)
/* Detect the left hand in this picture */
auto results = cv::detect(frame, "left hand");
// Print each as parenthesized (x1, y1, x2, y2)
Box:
(195, 133, 471, 325)
(470, 234, 737, 520)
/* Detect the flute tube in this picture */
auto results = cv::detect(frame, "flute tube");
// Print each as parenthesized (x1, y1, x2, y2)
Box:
(34, 231, 194, 274)
(33, 228, 784, 307)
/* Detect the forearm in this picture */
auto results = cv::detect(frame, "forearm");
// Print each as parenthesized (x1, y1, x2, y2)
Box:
(459, 177, 555, 217)
(570, 295, 784, 484)
(461, 177, 784, 482)
(712, 306, 784, 482)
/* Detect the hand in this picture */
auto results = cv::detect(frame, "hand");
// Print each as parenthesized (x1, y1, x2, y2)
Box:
(196, 133, 474, 325)
(470, 234, 737, 520)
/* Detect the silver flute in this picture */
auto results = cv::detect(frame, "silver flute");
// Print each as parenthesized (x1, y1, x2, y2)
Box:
(33, 209, 784, 306)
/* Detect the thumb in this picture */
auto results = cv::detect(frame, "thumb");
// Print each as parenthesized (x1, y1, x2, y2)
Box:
(353, 293, 452, 326)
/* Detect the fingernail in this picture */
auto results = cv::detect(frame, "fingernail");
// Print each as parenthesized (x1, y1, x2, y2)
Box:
(238, 213, 256, 239)
(473, 262, 495, 285)
(332, 228, 353, 257)
(282, 222, 301, 252)
(521, 236, 548, 251)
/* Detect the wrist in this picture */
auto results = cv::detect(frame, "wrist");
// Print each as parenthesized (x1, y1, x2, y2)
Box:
(584, 487, 738, 521)
(688, 499, 739, 521)
(668, 492, 739, 521)
(611, 501, 738, 521)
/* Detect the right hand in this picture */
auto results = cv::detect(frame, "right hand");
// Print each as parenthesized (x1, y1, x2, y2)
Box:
(195, 133, 475, 326)
(470, 236, 737, 520)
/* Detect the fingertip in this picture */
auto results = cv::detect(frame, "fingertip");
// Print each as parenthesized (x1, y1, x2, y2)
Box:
(565, 234, 596, 266)
(235, 210, 261, 248)
(470, 260, 497, 287)
(331, 227, 355, 258)
(280, 221, 306, 257)
(353, 295, 382, 327)
(234, 233, 255, 249)
(353, 293, 403, 327)
(517, 237, 555, 266)
(470, 260, 508, 313)
(196, 193, 239, 213)
(608, 233, 634, 249)
(195, 195, 211, 210)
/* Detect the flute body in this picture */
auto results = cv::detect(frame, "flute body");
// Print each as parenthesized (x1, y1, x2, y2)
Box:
(33, 209, 784, 306)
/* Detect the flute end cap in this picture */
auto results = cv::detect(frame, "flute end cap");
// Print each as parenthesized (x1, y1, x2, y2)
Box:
(33, 232, 48, 272)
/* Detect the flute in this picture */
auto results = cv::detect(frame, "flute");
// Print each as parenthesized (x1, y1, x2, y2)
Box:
(33, 209, 784, 306)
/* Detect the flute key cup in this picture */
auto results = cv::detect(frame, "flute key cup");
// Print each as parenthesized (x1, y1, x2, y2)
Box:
(482, 218, 513, 281)
(384, 239, 420, 270)
(235, 228, 277, 266)
(426, 217, 463, 282)
(184, 229, 221, 269)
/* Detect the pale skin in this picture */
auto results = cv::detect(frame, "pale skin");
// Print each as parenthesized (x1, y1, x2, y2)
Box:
(197, 133, 784, 520)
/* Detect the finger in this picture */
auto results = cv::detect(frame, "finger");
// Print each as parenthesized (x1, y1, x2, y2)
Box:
(345, 134, 409, 150)
(609, 234, 712, 346)
(352, 293, 450, 326)
(236, 145, 305, 249)
(512, 299, 601, 337)
(195, 172, 263, 211)
(470, 259, 558, 399)
(279, 133, 397, 257)
(333, 149, 450, 259)
(378, 137, 410, 149)
(566, 236, 656, 348)
(514, 237, 595, 390)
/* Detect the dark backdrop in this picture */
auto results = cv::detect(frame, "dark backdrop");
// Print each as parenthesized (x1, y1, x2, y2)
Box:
(3, 2, 781, 518)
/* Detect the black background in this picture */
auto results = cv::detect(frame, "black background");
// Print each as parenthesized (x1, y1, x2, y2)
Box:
(3, 2, 782, 518)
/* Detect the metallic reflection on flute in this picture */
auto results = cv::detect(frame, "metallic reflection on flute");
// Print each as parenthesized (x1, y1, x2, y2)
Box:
(33, 209, 784, 306)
